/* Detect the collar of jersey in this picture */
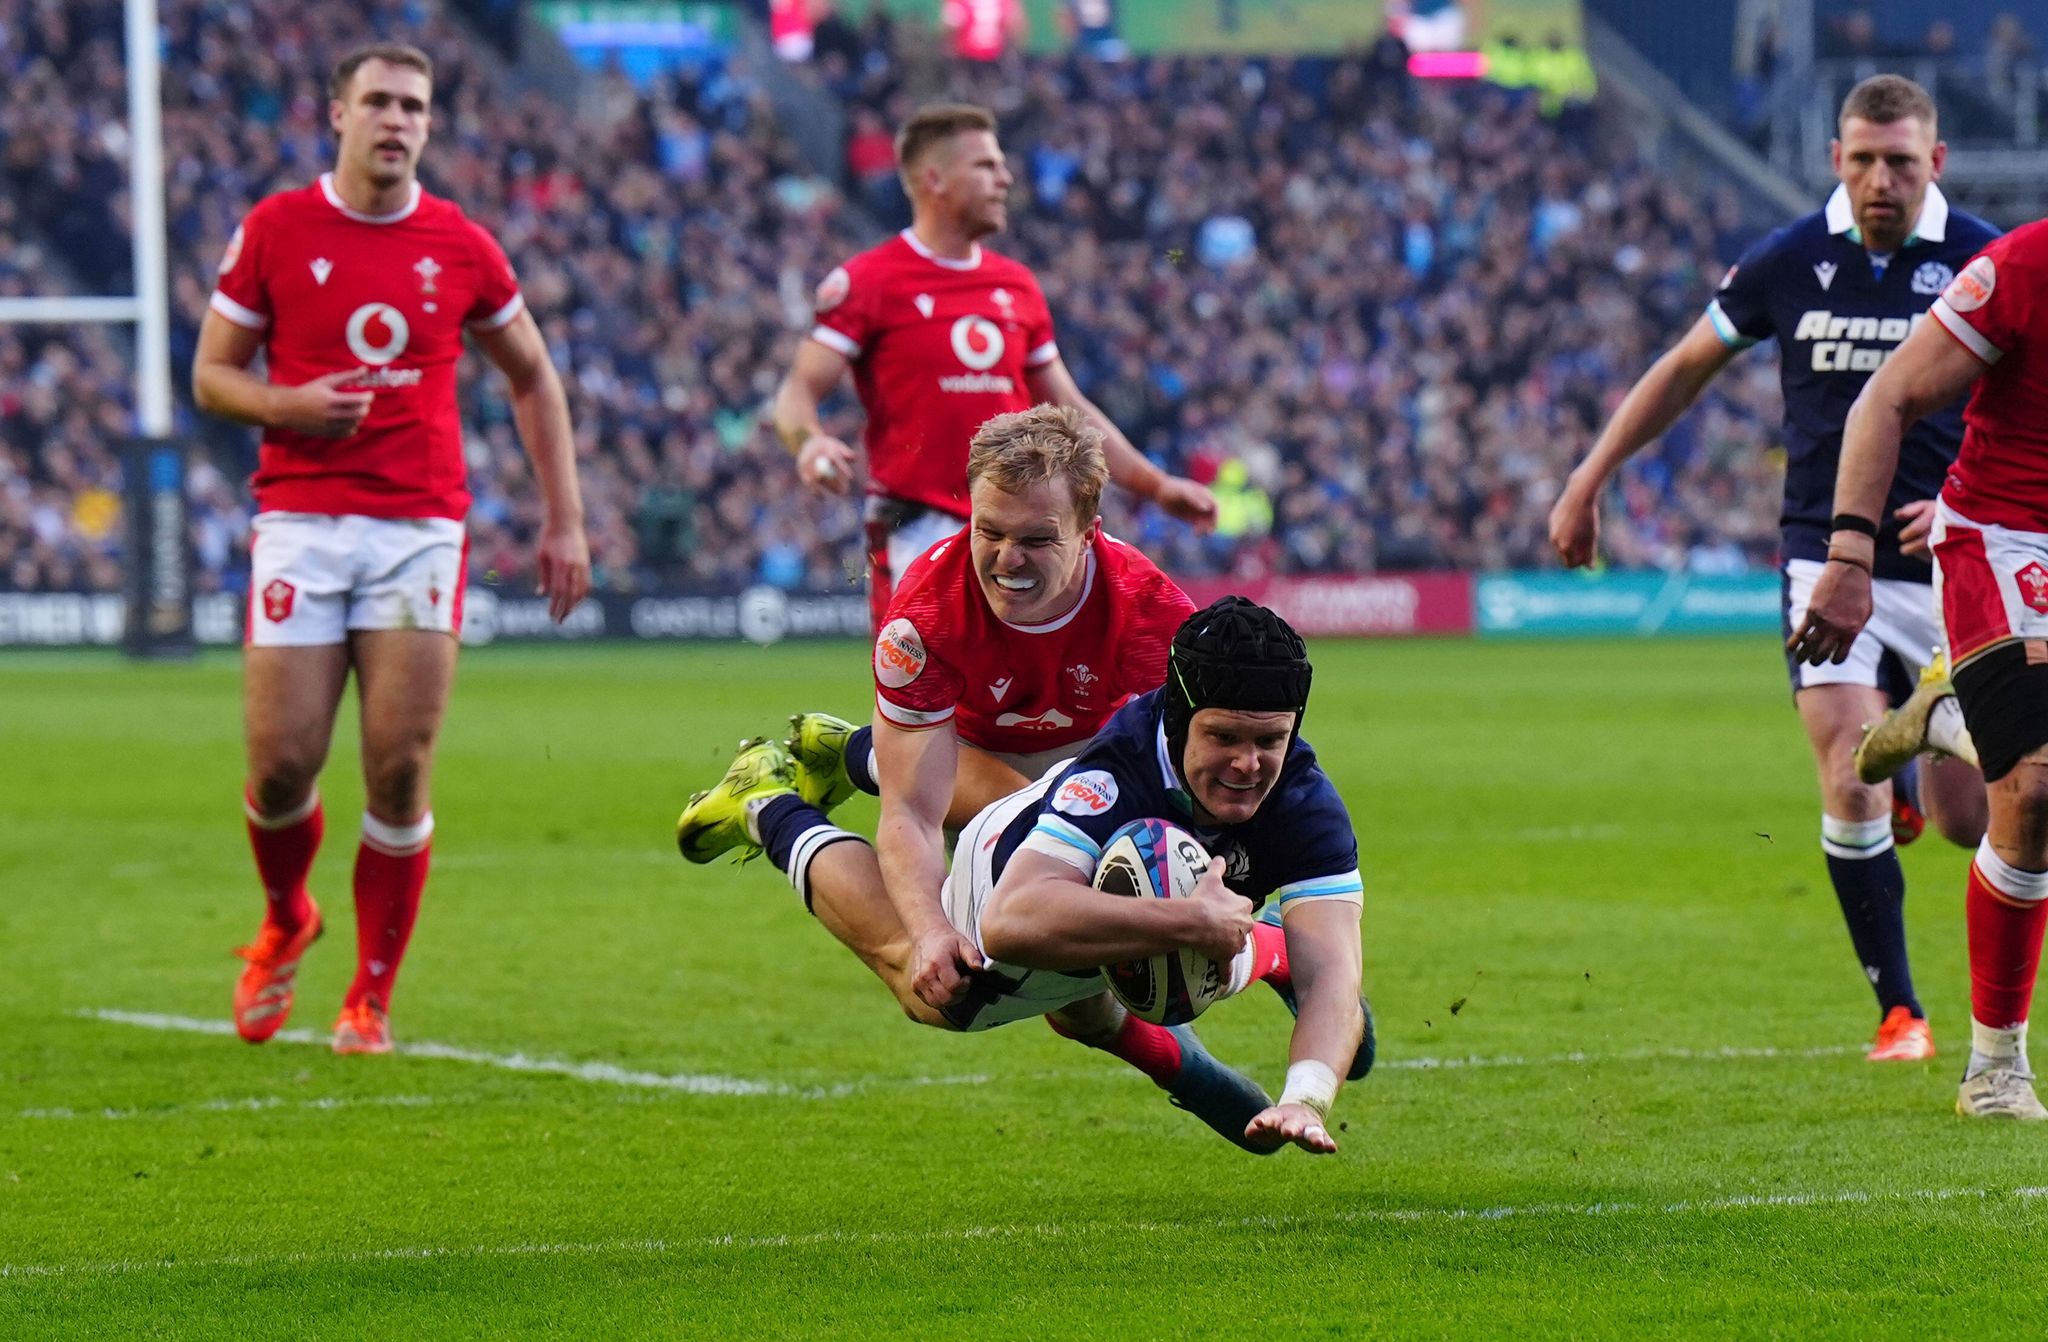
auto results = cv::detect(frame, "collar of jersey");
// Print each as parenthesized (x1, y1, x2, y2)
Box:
(1824, 182, 1948, 246)
(995, 549, 1096, 634)
(320, 173, 422, 225)
(900, 227, 982, 271)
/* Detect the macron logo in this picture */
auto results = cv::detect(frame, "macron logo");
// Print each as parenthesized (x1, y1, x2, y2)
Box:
(914, 293, 935, 319)
(310, 258, 333, 286)
(990, 676, 1013, 703)
(1813, 261, 1837, 292)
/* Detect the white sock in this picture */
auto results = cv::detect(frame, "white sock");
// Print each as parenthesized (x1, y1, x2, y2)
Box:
(1968, 1018, 2030, 1079)
(1928, 695, 1973, 758)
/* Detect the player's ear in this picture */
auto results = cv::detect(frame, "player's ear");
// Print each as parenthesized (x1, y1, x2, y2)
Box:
(1929, 140, 1947, 180)
(329, 98, 346, 136)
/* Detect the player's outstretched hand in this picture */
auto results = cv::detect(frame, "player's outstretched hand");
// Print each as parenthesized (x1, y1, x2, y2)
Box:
(277, 368, 374, 438)
(1244, 1102, 1338, 1154)
(535, 519, 592, 623)
(1547, 479, 1599, 569)
(1787, 560, 1873, 666)
(1895, 499, 1937, 558)
(796, 434, 857, 495)
(1153, 475, 1219, 531)
(909, 924, 984, 1009)
(1185, 857, 1255, 965)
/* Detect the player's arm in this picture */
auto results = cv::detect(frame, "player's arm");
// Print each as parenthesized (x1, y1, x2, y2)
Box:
(1789, 318, 1989, 665)
(1548, 314, 1742, 567)
(1026, 357, 1217, 529)
(979, 848, 1252, 969)
(872, 714, 982, 1007)
(190, 311, 373, 438)
(1245, 899, 1362, 1156)
(773, 339, 858, 494)
(472, 308, 591, 622)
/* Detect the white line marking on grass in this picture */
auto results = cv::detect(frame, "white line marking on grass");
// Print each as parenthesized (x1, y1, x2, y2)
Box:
(1381, 1043, 1862, 1071)
(80, 1010, 992, 1099)
(18, 1095, 442, 1122)
(8, 1185, 2047, 1279)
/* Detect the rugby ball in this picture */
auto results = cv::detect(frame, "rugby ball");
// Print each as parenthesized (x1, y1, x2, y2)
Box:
(1093, 818, 1230, 1025)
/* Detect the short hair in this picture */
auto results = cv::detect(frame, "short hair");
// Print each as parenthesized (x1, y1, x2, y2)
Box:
(1838, 74, 1936, 132)
(895, 103, 997, 176)
(966, 404, 1108, 528)
(330, 42, 434, 102)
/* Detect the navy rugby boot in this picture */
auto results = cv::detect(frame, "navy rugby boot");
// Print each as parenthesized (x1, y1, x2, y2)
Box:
(1164, 1025, 1279, 1155)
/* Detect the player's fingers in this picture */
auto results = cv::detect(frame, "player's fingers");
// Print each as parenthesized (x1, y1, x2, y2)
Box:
(1297, 1123, 1336, 1154)
(956, 937, 984, 970)
(315, 367, 370, 388)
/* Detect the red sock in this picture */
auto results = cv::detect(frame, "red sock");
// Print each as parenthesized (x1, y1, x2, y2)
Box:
(1968, 859, 2048, 1030)
(348, 812, 434, 1010)
(244, 787, 321, 932)
(1048, 1013, 1184, 1086)
(1249, 920, 1290, 990)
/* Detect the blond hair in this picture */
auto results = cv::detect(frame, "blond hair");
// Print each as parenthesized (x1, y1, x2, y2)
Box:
(966, 404, 1108, 528)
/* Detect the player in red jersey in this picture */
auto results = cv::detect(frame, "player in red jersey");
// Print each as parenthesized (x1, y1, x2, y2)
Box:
(677, 404, 1195, 1018)
(1794, 222, 2048, 1117)
(192, 43, 589, 1056)
(772, 102, 1214, 629)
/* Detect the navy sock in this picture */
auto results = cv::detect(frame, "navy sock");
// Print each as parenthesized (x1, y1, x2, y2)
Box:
(1822, 845, 1921, 1018)
(755, 794, 832, 872)
(845, 725, 880, 796)
(1895, 757, 1922, 816)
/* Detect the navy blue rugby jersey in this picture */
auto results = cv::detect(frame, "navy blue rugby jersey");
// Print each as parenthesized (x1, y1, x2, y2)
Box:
(1707, 184, 1999, 581)
(991, 689, 1363, 915)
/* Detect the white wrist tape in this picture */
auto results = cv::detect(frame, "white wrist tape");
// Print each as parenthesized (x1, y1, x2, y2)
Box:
(1278, 1060, 1339, 1120)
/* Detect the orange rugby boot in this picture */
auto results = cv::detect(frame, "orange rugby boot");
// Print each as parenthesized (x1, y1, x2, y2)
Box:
(232, 902, 323, 1043)
(1866, 1005, 1935, 1062)
(333, 998, 393, 1055)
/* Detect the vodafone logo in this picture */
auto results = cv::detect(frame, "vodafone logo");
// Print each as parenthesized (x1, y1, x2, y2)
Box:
(346, 302, 411, 365)
(949, 315, 1006, 371)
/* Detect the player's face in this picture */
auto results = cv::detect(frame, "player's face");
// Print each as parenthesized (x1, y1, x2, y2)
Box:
(967, 475, 1094, 624)
(1830, 115, 1945, 252)
(1181, 708, 1294, 826)
(331, 61, 433, 189)
(930, 131, 1013, 238)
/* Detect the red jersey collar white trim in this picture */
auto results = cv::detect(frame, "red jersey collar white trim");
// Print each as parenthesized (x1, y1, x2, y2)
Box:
(319, 172, 423, 225)
(997, 548, 1096, 635)
(900, 228, 982, 271)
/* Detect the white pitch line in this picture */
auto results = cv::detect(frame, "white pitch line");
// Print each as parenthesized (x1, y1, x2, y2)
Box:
(19, 1095, 443, 1122)
(1379, 1042, 1862, 1071)
(79, 1010, 992, 1099)
(6, 1185, 2045, 1280)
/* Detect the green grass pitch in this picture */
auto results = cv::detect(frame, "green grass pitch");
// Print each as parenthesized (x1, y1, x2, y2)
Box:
(6, 636, 2048, 1337)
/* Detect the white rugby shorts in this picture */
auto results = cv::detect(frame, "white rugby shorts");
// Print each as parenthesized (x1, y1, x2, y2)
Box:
(1782, 557, 1943, 690)
(1931, 499, 2048, 665)
(247, 512, 467, 647)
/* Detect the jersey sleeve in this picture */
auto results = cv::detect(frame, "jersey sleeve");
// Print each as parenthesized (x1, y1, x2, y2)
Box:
(1930, 232, 2035, 366)
(208, 208, 272, 331)
(1705, 232, 1782, 349)
(873, 613, 966, 729)
(1020, 270, 1059, 368)
(1017, 761, 1149, 874)
(808, 259, 874, 361)
(1115, 566, 1194, 697)
(463, 219, 526, 331)
(1262, 773, 1364, 919)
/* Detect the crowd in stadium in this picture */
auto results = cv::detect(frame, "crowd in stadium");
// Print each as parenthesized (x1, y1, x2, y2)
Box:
(0, 0, 1791, 597)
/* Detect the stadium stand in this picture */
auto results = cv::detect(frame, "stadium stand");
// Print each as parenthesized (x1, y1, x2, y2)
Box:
(1, 0, 1793, 596)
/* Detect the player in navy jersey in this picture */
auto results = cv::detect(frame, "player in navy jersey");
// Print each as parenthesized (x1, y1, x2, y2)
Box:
(679, 599, 1369, 1153)
(1549, 76, 1992, 1062)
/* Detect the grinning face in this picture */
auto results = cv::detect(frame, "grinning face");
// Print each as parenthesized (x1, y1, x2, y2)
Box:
(967, 473, 1094, 626)
(331, 60, 432, 192)
(1180, 707, 1294, 826)
(923, 129, 1013, 240)
(1831, 114, 1944, 254)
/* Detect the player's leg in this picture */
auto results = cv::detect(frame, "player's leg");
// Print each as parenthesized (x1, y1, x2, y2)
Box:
(1921, 752, 1989, 849)
(234, 513, 353, 1043)
(1046, 993, 1277, 1154)
(1948, 644, 2048, 1118)
(1796, 681, 1931, 1057)
(678, 740, 949, 1026)
(341, 626, 457, 1052)
(1855, 578, 1986, 847)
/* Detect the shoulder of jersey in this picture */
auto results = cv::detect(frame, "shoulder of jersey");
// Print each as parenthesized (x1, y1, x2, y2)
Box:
(888, 536, 970, 623)
(1999, 218, 2048, 261)
(1953, 211, 2003, 248)
(982, 248, 1038, 284)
